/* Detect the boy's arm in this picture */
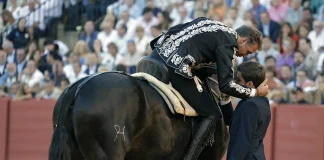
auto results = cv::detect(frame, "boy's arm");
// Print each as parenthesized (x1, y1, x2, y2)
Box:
(228, 101, 259, 160)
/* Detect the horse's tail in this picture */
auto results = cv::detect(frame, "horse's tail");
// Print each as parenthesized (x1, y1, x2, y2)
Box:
(49, 88, 75, 160)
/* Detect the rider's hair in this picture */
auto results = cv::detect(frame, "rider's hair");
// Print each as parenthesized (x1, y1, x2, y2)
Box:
(236, 25, 263, 50)
(237, 61, 265, 88)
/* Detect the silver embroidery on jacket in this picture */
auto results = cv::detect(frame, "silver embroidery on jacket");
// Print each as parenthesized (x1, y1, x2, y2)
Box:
(229, 81, 251, 95)
(159, 24, 236, 59)
(156, 19, 237, 78)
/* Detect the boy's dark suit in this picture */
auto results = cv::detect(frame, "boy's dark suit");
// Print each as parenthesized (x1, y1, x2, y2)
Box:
(220, 97, 271, 160)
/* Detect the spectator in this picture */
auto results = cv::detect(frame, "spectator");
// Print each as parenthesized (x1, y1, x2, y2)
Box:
(1, 10, 15, 36)
(12, 83, 33, 101)
(171, 6, 192, 26)
(277, 22, 299, 53)
(2, 40, 16, 63)
(25, 40, 38, 60)
(296, 23, 310, 38)
(291, 87, 309, 104)
(157, 11, 173, 32)
(67, 62, 87, 83)
(40, 0, 63, 39)
(79, 21, 98, 52)
(207, 0, 227, 21)
(293, 51, 306, 74)
(298, 8, 315, 30)
(118, 0, 142, 19)
(60, 78, 70, 91)
(268, 0, 289, 23)
(277, 37, 296, 69)
(116, 10, 137, 39)
(0, 62, 18, 90)
(257, 36, 280, 65)
(307, 20, 324, 52)
(50, 60, 66, 87)
(258, 11, 281, 43)
(151, 25, 161, 38)
(0, 49, 7, 76)
(121, 40, 143, 70)
(73, 40, 90, 64)
(63, 53, 86, 79)
(21, 60, 44, 89)
(35, 79, 62, 101)
(268, 89, 288, 104)
(146, 0, 162, 16)
(97, 20, 118, 53)
(285, 0, 303, 27)
(266, 67, 284, 90)
(101, 42, 124, 72)
(6, 17, 29, 49)
(84, 54, 100, 75)
(134, 26, 152, 54)
(264, 56, 277, 69)
(15, 47, 27, 74)
(287, 69, 316, 90)
(298, 38, 319, 79)
(19, 0, 45, 31)
(280, 65, 294, 84)
(226, 7, 245, 30)
(249, 0, 267, 24)
(113, 23, 129, 54)
(136, 7, 159, 37)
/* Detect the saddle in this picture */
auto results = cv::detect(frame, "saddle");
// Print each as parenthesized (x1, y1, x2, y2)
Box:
(131, 72, 199, 117)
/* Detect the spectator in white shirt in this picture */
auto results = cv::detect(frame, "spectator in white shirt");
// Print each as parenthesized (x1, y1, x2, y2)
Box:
(226, 7, 245, 30)
(63, 52, 86, 74)
(121, 40, 143, 67)
(116, 11, 137, 39)
(21, 60, 44, 88)
(35, 79, 62, 100)
(307, 20, 324, 52)
(97, 20, 118, 53)
(134, 26, 152, 54)
(19, 1, 45, 31)
(113, 23, 129, 55)
(102, 42, 124, 72)
(84, 54, 100, 75)
(40, 0, 63, 39)
(136, 7, 159, 37)
(171, 6, 192, 26)
(118, 0, 142, 19)
(67, 61, 87, 83)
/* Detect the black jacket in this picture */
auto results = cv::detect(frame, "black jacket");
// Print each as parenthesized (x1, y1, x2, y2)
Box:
(150, 17, 254, 100)
(221, 97, 271, 160)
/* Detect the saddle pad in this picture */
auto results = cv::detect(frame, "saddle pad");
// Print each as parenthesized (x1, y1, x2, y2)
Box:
(131, 72, 199, 116)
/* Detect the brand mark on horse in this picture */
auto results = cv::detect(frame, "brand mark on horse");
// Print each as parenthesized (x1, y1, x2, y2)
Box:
(114, 125, 126, 142)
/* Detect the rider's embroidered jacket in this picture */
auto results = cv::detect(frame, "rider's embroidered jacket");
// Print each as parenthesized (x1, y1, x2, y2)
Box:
(150, 17, 256, 99)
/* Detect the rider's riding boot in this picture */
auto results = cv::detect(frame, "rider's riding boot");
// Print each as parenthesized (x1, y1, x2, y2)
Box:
(183, 116, 217, 160)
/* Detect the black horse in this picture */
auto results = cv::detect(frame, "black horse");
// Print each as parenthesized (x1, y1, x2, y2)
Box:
(49, 72, 229, 160)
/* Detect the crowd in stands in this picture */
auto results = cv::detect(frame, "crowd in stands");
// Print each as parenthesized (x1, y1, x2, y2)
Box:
(0, 0, 323, 105)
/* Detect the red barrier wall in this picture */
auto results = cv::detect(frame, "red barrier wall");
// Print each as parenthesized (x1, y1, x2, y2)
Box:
(7, 99, 55, 160)
(0, 99, 9, 160)
(273, 105, 324, 160)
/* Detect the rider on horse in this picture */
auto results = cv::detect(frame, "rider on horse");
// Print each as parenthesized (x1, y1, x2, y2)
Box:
(146, 17, 268, 119)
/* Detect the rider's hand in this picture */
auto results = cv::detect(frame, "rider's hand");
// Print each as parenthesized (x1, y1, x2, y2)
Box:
(256, 78, 269, 97)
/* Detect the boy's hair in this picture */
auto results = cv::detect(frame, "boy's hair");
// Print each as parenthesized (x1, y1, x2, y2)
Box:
(237, 61, 266, 87)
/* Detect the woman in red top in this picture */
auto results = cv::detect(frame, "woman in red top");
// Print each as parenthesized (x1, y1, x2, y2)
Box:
(277, 22, 299, 53)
